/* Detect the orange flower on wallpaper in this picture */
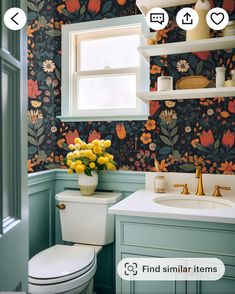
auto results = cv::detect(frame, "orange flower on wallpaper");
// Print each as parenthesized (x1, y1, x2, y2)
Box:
(159, 159, 168, 172)
(228, 100, 235, 113)
(28, 79, 42, 99)
(116, 123, 126, 140)
(150, 65, 161, 75)
(117, 0, 126, 5)
(145, 119, 156, 131)
(222, 130, 235, 148)
(88, 130, 101, 143)
(65, 0, 80, 13)
(199, 130, 214, 147)
(57, 4, 66, 13)
(140, 133, 152, 144)
(220, 111, 230, 118)
(65, 130, 79, 145)
(88, 0, 101, 13)
(218, 161, 235, 175)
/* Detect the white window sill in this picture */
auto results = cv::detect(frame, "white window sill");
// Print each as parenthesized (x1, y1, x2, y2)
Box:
(57, 114, 149, 122)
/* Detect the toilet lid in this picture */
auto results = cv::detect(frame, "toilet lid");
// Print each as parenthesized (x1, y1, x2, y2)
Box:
(29, 245, 95, 282)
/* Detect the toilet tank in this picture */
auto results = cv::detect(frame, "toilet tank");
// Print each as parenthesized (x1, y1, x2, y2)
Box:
(55, 190, 122, 245)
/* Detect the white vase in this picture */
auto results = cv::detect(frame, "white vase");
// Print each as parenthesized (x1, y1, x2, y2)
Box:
(78, 171, 98, 196)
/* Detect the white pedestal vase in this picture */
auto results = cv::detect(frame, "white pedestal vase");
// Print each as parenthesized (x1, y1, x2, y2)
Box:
(78, 171, 98, 196)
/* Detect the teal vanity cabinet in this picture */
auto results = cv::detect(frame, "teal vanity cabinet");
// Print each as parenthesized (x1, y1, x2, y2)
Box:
(115, 215, 235, 294)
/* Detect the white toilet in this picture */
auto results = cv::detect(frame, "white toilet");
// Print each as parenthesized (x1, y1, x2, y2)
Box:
(28, 190, 122, 293)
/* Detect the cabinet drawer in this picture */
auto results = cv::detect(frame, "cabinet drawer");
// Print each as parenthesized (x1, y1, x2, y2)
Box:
(122, 221, 235, 257)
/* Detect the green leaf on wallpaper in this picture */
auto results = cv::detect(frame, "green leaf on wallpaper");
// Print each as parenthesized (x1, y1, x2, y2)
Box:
(80, 5, 86, 15)
(159, 146, 172, 155)
(38, 1, 44, 11)
(161, 127, 169, 137)
(171, 127, 178, 137)
(196, 61, 203, 75)
(180, 163, 195, 172)
(38, 135, 45, 146)
(102, 1, 113, 13)
(45, 30, 61, 37)
(28, 12, 38, 21)
(28, 136, 38, 146)
(28, 127, 35, 137)
(38, 16, 47, 26)
(160, 135, 172, 146)
(214, 139, 220, 149)
(172, 135, 179, 145)
(194, 142, 208, 152)
(36, 127, 44, 138)
(169, 119, 177, 129)
(27, 2, 37, 11)
(38, 150, 47, 160)
(172, 150, 181, 160)
(35, 119, 43, 130)
(55, 68, 61, 80)
(28, 146, 38, 155)
(62, 8, 69, 16)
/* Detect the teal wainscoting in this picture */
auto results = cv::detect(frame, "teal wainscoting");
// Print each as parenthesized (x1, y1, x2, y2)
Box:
(28, 170, 145, 294)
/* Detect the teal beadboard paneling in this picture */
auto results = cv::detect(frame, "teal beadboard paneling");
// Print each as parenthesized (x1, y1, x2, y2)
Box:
(28, 170, 145, 293)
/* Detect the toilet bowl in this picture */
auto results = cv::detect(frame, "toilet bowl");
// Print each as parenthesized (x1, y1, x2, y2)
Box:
(29, 244, 97, 293)
(28, 191, 122, 293)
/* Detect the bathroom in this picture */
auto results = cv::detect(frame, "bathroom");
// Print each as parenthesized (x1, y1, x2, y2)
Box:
(0, 0, 235, 293)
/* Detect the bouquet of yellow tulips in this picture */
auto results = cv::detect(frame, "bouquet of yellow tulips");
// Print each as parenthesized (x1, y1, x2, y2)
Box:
(66, 137, 116, 176)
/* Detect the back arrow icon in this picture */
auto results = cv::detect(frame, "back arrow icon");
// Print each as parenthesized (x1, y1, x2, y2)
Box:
(11, 12, 19, 25)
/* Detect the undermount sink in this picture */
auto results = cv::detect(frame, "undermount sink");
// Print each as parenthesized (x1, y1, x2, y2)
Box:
(153, 195, 234, 210)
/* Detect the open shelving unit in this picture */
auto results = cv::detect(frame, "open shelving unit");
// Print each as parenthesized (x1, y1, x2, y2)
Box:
(136, 0, 235, 103)
(138, 36, 235, 61)
(137, 87, 235, 101)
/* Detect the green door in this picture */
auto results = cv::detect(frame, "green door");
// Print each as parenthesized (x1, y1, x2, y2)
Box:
(0, 0, 28, 291)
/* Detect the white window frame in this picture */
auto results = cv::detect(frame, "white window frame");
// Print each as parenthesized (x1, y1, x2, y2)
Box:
(59, 15, 149, 122)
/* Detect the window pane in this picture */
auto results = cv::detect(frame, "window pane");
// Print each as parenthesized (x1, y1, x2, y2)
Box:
(78, 75, 136, 110)
(80, 35, 140, 71)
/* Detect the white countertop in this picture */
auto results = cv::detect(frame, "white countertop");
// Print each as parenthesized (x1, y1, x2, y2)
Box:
(108, 190, 235, 224)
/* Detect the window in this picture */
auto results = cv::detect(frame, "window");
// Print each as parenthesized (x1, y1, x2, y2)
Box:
(60, 15, 149, 121)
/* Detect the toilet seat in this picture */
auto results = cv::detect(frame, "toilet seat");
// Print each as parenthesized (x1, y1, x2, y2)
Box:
(29, 244, 95, 285)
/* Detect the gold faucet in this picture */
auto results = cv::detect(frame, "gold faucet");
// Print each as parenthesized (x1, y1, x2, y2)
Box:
(195, 166, 205, 196)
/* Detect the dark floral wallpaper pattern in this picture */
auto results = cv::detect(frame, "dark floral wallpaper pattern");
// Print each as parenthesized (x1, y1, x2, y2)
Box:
(27, 0, 235, 174)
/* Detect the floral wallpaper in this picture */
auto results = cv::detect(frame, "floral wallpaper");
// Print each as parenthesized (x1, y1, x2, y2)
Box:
(27, 0, 235, 175)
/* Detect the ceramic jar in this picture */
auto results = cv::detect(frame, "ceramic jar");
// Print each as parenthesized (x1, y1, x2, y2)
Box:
(157, 76, 173, 91)
(216, 67, 226, 87)
(223, 21, 235, 37)
(78, 171, 98, 196)
(154, 175, 166, 193)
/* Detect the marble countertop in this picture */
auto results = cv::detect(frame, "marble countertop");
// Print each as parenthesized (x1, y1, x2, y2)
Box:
(108, 189, 235, 224)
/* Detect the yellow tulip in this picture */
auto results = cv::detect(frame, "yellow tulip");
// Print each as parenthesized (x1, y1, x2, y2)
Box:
(90, 154, 97, 161)
(76, 165, 84, 174)
(67, 152, 73, 160)
(73, 151, 80, 158)
(92, 140, 100, 147)
(104, 140, 111, 148)
(67, 160, 72, 166)
(75, 160, 82, 166)
(74, 138, 82, 144)
(87, 143, 93, 149)
(97, 157, 106, 165)
(67, 169, 73, 174)
(93, 147, 101, 154)
(69, 144, 75, 150)
(107, 162, 116, 171)
(70, 162, 76, 169)
(89, 162, 95, 169)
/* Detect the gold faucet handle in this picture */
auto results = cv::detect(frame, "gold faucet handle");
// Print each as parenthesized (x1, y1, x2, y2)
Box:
(174, 184, 190, 195)
(212, 186, 231, 197)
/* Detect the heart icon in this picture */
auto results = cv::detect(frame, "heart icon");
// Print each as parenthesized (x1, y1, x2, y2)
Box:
(210, 12, 224, 25)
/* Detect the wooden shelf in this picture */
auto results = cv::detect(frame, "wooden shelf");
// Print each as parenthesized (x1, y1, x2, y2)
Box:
(138, 36, 235, 61)
(137, 0, 196, 15)
(137, 87, 235, 101)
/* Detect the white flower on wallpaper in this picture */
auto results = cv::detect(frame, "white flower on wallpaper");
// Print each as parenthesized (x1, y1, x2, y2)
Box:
(176, 60, 190, 73)
(42, 60, 56, 73)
